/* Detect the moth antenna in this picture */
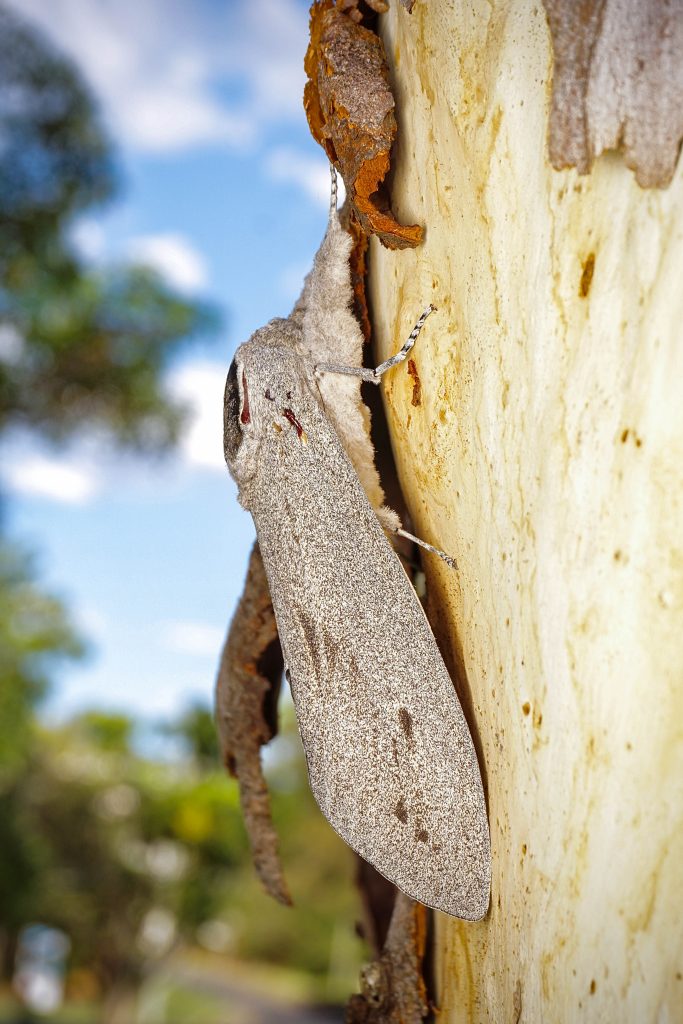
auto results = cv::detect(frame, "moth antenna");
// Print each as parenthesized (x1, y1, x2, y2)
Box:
(329, 164, 338, 220)
(392, 526, 458, 570)
(315, 304, 437, 383)
(373, 304, 435, 377)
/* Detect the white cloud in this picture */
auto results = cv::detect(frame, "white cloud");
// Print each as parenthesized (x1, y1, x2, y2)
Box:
(0, 356, 228, 508)
(74, 605, 108, 642)
(70, 219, 107, 261)
(8, 0, 308, 153)
(161, 620, 225, 658)
(167, 360, 227, 471)
(3, 454, 99, 504)
(127, 233, 208, 293)
(264, 147, 335, 207)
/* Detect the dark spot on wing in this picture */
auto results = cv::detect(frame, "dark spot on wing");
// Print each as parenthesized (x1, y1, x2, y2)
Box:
(398, 707, 413, 742)
(394, 796, 408, 824)
(291, 609, 349, 689)
(296, 602, 317, 651)
(240, 371, 251, 424)
(391, 738, 399, 764)
(415, 827, 429, 843)
(265, 388, 274, 401)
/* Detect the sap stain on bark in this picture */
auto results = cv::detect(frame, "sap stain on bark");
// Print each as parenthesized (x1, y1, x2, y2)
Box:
(579, 252, 595, 297)
(407, 358, 422, 406)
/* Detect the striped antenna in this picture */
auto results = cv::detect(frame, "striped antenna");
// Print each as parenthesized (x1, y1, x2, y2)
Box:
(329, 164, 338, 218)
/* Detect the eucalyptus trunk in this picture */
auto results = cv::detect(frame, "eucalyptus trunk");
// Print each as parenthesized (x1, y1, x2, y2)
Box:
(369, 3, 683, 1020)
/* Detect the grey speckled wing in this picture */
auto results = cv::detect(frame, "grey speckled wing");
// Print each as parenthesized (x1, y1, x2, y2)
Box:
(224, 331, 490, 920)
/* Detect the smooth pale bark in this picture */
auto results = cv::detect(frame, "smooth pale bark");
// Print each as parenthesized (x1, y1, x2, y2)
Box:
(369, 3, 683, 1021)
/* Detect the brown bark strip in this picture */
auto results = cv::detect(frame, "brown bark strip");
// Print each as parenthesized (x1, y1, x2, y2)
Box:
(354, 856, 398, 956)
(305, 0, 423, 248)
(215, 542, 289, 905)
(543, 0, 683, 189)
(346, 892, 429, 1023)
(342, 201, 372, 341)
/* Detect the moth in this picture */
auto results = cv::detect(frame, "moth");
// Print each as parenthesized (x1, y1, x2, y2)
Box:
(222, 170, 490, 920)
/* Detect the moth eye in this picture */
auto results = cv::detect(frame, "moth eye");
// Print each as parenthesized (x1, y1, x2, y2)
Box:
(223, 357, 243, 461)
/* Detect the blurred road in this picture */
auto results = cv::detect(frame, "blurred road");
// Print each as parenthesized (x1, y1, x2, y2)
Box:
(168, 962, 345, 1024)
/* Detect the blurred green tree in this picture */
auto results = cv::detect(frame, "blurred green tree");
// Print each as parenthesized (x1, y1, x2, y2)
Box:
(0, 542, 83, 979)
(1, 710, 360, 1013)
(0, 3, 216, 448)
(165, 702, 221, 770)
(0, 544, 83, 788)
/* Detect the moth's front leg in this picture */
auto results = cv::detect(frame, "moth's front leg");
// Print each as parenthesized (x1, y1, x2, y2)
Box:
(315, 302, 457, 569)
(315, 303, 436, 383)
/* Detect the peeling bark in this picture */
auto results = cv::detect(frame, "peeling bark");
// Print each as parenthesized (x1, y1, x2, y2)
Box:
(346, 892, 429, 1024)
(346, 212, 371, 341)
(304, 0, 422, 248)
(544, 0, 683, 188)
(354, 856, 397, 955)
(215, 542, 289, 906)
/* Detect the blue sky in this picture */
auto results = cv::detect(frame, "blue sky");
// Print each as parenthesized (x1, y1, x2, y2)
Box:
(2, 0, 332, 722)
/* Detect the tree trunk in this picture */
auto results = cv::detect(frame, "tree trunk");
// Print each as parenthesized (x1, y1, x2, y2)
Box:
(369, 2, 683, 1020)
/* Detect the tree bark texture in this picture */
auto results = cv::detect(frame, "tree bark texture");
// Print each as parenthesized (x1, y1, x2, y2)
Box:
(368, 2, 683, 1020)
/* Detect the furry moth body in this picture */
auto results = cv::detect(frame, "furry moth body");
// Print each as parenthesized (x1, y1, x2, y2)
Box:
(223, 173, 490, 920)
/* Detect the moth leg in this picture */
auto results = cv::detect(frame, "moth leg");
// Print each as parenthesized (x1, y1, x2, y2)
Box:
(315, 304, 436, 383)
(391, 525, 458, 570)
(378, 504, 457, 570)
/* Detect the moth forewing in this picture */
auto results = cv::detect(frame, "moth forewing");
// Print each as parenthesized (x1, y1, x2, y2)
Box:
(226, 339, 491, 920)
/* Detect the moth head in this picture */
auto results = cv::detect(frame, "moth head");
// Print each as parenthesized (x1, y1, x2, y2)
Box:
(224, 323, 312, 488)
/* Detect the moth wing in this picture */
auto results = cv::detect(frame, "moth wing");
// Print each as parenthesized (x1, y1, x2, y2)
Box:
(251, 396, 490, 920)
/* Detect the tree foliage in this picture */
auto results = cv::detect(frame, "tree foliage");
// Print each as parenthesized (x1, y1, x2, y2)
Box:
(1, 711, 362, 1003)
(0, 3, 216, 448)
(0, 544, 82, 787)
